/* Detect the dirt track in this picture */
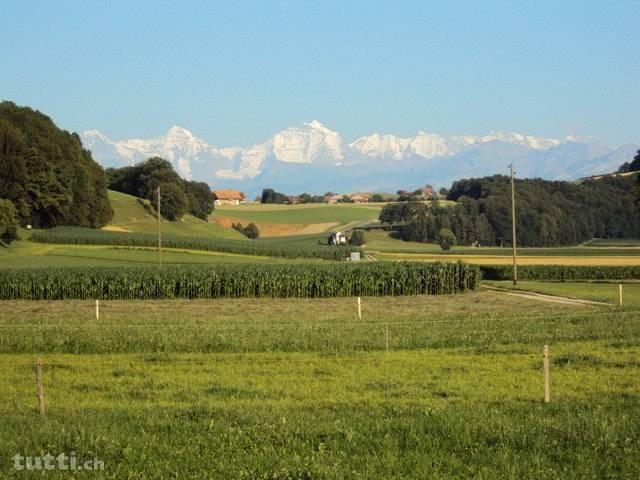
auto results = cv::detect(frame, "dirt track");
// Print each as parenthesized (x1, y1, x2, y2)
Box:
(481, 285, 611, 306)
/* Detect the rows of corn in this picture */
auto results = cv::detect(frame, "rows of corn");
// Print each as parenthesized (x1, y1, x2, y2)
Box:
(31, 227, 358, 260)
(0, 262, 480, 300)
(480, 264, 640, 281)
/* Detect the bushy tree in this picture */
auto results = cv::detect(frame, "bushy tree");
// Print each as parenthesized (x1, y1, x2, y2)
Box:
(350, 230, 366, 246)
(232, 222, 260, 239)
(243, 222, 260, 239)
(0, 199, 19, 244)
(184, 181, 215, 220)
(438, 228, 456, 250)
(261, 188, 288, 204)
(618, 150, 640, 173)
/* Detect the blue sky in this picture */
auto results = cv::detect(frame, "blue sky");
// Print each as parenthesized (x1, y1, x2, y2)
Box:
(1, 0, 638, 146)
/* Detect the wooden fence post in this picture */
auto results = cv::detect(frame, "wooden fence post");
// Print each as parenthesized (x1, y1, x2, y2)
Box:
(95, 299, 100, 320)
(385, 323, 389, 352)
(36, 356, 45, 416)
(357, 297, 362, 321)
(619, 284, 623, 307)
(543, 345, 550, 403)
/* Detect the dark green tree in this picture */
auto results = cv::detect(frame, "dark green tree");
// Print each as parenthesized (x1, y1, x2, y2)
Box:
(0, 199, 19, 244)
(350, 230, 366, 246)
(0, 102, 113, 228)
(157, 182, 189, 221)
(437, 228, 456, 251)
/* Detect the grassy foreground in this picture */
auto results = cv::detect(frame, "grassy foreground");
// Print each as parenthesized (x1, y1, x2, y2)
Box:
(0, 293, 639, 478)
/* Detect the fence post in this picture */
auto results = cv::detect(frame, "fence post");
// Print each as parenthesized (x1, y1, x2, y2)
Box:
(385, 323, 389, 351)
(543, 345, 550, 403)
(619, 284, 623, 307)
(357, 297, 362, 321)
(95, 299, 100, 320)
(36, 356, 45, 416)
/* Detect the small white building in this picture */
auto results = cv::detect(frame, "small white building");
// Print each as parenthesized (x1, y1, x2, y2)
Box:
(328, 231, 348, 245)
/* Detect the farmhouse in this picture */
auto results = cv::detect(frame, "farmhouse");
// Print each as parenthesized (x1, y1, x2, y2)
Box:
(349, 194, 370, 204)
(212, 189, 246, 205)
(328, 231, 348, 245)
(327, 194, 344, 205)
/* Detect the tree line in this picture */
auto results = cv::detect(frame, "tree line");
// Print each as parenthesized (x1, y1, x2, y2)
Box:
(380, 172, 640, 247)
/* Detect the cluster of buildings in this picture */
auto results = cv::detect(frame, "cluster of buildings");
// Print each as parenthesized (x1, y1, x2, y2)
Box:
(211, 190, 372, 205)
(212, 184, 441, 205)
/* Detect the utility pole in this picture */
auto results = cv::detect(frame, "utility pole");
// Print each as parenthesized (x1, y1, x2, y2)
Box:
(509, 164, 518, 285)
(157, 185, 162, 269)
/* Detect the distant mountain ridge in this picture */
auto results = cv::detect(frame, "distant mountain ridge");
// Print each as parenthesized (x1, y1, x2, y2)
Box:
(82, 122, 638, 197)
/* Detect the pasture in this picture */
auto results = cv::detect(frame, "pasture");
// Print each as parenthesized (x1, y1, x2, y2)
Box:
(0, 292, 639, 478)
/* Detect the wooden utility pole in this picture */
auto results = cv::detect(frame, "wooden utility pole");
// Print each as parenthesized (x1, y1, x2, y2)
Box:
(509, 164, 518, 285)
(157, 186, 162, 269)
(35, 356, 45, 416)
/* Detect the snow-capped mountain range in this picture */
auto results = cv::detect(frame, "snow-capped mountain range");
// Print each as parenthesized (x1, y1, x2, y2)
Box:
(82, 121, 638, 196)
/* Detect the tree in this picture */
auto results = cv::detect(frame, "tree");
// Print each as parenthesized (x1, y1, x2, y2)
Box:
(261, 188, 288, 204)
(371, 194, 384, 203)
(243, 222, 260, 239)
(184, 181, 214, 220)
(619, 150, 640, 173)
(350, 230, 366, 246)
(232, 222, 260, 239)
(0, 199, 19, 244)
(0, 102, 113, 228)
(157, 182, 188, 221)
(437, 228, 456, 251)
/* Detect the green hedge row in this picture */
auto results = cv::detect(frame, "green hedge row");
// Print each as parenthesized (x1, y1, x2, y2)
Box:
(480, 265, 640, 281)
(30, 227, 358, 261)
(0, 262, 480, 300)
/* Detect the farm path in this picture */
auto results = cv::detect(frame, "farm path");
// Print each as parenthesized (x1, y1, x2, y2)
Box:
(481, 285, 611, 306)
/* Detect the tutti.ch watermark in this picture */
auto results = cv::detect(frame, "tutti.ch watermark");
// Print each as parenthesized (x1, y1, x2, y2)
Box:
(12, 452, 104, 471)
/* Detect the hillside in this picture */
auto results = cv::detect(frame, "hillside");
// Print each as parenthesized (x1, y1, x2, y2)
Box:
(105, 190, 244, 239)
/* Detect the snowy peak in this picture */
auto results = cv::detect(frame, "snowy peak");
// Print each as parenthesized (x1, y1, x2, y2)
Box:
(272, 120, 343, 164)
(81, 123, 632, 194)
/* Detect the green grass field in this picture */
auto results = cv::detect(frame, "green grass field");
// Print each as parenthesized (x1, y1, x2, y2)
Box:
(365, 231, 640, 256)
(0, 241, 306, 268)
(0, 292, 639, 478)
(488, 280, 640, 307)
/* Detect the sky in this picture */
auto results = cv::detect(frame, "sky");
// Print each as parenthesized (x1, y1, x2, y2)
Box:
(1, 0, 638, 147)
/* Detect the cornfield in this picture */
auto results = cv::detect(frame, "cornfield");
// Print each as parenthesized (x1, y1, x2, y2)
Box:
(31, 227, 358, 260)
(0, 262, 480, 300)
(480, 264, 640, 281)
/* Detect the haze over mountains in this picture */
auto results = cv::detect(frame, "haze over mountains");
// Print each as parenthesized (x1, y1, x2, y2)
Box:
(82, 122, 638, 197)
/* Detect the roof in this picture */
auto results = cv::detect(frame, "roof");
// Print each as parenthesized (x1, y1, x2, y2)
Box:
(213, 189, 245, 201)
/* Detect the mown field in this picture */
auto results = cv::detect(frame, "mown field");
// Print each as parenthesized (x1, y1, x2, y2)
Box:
(213, 202, 381, 236)
(0, 292, 638, 478)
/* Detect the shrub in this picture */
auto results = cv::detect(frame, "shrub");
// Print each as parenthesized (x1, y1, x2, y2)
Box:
(350, 230, 366, 246)
(438, 228, 456, 251)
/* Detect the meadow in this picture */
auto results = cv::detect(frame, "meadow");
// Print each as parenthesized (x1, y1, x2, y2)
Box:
(0, 293, 639, 478)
